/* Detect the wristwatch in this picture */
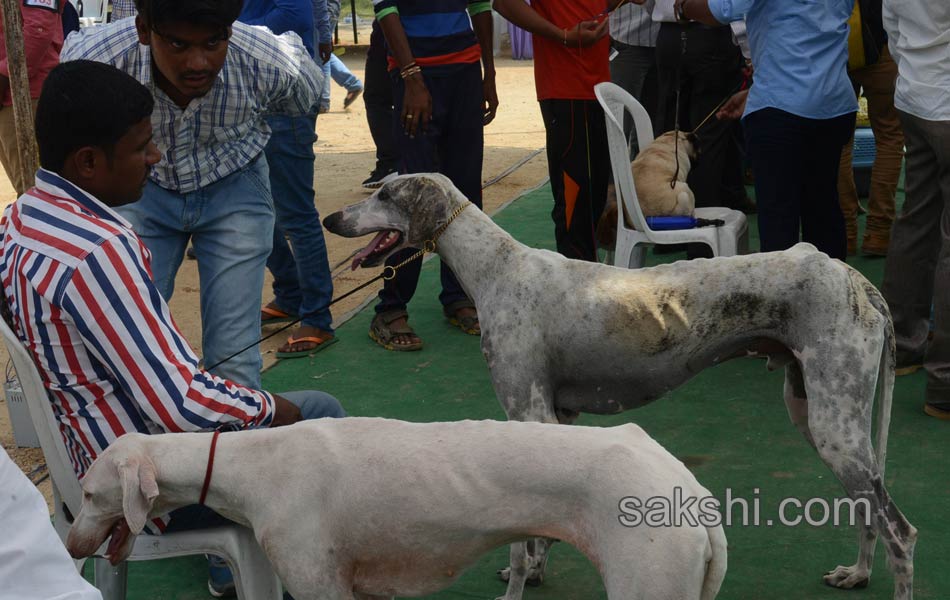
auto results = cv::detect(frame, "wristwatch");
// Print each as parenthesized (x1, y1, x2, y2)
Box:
(674, 0, 688, 22)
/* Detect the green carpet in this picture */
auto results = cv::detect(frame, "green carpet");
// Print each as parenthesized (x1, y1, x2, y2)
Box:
(111, 183, 948, 599)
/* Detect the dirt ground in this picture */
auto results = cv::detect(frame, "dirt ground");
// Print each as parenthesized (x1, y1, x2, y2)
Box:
(0, 48, 551, 505)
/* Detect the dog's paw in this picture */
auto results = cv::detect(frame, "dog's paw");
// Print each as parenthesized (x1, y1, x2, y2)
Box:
(823, 565, 870, 589)
(496, 567, 543, 587)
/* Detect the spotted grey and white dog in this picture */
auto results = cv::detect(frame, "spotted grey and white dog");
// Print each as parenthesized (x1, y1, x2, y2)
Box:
(323, 174, 917, 600)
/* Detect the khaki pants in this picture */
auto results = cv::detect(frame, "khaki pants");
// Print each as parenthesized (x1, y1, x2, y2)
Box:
(881, 111, 950, 400)
(837, 47, 904, 252)
(0, 99, 39, 196)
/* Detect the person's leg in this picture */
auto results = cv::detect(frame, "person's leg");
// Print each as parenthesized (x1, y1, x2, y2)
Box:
(652, 23, 683, 137)
(435, 64, 484, 320)
(190, 156, 274, 388)
(328, 53, 363, 93)
(115, 181, 191, 300)
(744, 108, 808, 253)
(926, 119, 950, 412)
(837, 129, 860, 255)
(362, 20, 398, 185)
(280, 389, 346, 420)
(540, 98, 608, 262)
(372, 72, 443, 349)
(683, 26, 745, 210)
(861, 48, 904, 255)
(609, 41, 655, 155)
(799, 112, 853, 261)
(264, 114, 335, 356)
(881, 111, 942, 367)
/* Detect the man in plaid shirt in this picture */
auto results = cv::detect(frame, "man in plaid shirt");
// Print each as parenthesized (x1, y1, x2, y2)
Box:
(61, 0, 324, 389)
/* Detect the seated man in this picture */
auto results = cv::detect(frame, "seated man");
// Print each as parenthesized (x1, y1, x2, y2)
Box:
(0, 60, 344, 597)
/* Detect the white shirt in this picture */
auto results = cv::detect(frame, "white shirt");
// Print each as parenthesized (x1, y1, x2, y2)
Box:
(652, 0, 677, 23)
(610, 0, 660, 47)
(882, 0, 950, 121)
(0, 449, 103, 600)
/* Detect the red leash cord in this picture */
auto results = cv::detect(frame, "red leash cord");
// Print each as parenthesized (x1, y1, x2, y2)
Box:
(198, 430, 221, 506)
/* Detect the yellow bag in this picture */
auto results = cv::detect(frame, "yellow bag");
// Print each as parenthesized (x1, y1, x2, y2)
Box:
(847, 3, 866, 71)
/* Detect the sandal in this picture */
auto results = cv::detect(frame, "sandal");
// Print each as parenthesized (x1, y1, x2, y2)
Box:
(261, 304, 298, 326)
(369, 311, 423, 352)
(275, 331, 337, 359)
(443, 300, 480, 336)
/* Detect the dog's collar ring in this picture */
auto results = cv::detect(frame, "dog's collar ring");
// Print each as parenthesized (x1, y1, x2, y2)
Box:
(423, 239, 437, 253)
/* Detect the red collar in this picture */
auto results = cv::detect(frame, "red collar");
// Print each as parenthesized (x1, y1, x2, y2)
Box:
(199, 430, 221, 506)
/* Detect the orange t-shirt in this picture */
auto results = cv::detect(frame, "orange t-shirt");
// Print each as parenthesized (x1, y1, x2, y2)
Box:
(530, 0, 611, 101)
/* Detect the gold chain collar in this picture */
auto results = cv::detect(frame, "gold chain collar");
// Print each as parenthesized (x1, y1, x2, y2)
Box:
(382, 202, 471, 280)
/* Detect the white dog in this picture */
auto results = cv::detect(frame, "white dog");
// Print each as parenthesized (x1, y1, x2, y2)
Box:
(66, 419, 726, 600)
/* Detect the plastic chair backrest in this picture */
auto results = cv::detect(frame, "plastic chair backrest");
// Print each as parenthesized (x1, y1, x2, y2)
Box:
(594, 82, 656, 235)
(0, 317, 84, 516)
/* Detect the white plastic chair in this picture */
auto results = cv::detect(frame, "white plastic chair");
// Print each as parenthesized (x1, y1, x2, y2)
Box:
(74, 0, 108, 27)
(0, 316, 282, 600)
(594, 82, 749, 268)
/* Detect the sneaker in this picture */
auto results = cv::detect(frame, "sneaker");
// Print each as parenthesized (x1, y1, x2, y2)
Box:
(207, 556, 236, 598)
(361, 167, 398, 190)
(343, 88, 363, 109)
(861, 234, 889, 257)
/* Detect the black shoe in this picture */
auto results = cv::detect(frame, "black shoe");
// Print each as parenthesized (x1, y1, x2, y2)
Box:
(361, 167, 398, 190)
(895, 350, 923, 376)
(924, 401, 950, 421)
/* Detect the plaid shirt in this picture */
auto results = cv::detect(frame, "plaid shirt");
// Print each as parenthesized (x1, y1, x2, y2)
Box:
(61, 20, 323, 192)
(0, 170, 276, 531)
(111, 0, 136, 20)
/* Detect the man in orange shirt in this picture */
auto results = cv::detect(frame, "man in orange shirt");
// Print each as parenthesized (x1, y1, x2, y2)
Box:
(0, 0, 65, 195)
(494, 0, 612, 262)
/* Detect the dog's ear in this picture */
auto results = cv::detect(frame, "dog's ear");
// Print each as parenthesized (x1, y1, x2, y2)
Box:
(117, 458, 159, 534)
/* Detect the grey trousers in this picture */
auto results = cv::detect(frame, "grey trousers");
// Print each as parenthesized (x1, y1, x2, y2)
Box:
(881, 110, 950, 400)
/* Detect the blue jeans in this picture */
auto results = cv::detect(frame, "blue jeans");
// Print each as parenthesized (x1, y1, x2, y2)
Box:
(320, 54, 363, 109)
(116, 156, 274, 388)
(265, 114, 334, 333)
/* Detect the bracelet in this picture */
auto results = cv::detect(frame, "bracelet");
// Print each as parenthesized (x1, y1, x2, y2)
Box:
(400, 65, 422, 79)
(399, 61, 418, 76)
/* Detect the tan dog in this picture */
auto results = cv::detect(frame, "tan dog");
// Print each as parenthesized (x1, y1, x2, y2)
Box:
(633, 130, 698, 217)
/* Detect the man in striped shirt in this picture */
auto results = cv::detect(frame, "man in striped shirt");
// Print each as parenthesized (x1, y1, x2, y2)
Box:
(60, 0, 324, 389)
(1, 60, 343, 596)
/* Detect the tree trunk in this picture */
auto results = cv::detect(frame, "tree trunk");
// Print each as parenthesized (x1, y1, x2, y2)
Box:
(1, 0, 39, 184)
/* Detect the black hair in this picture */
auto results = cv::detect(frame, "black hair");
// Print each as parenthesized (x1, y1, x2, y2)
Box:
(35, 61, 154, 172)
(134, 0, 244, 32)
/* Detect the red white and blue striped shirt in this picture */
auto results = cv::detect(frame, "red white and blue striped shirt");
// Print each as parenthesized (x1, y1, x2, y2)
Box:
(1, 171, 275, 530)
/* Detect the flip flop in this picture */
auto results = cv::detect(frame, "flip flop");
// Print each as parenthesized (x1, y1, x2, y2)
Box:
(275, 334, 338, 359)
(261, 305, 298, 326)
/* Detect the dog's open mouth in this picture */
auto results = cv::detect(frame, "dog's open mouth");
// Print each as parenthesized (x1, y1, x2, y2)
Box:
(105, 519, 131, 565)
(351, 230, 402, 270)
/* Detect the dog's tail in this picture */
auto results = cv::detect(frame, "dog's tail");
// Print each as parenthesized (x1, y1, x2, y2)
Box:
(852, 269, 895, 474)
(700, 524, 728, 600)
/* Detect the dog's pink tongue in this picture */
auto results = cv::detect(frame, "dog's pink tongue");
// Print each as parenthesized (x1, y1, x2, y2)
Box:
(106, 520, 131, 565)
(351, 231, 395, 270)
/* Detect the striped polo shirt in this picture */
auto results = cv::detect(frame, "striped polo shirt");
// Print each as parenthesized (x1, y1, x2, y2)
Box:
(0, 170, 276, 530)
(372, 0, 491, 74)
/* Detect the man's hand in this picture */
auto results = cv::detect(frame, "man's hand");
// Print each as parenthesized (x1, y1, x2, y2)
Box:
(483, 72, 498, 125)
(717, 89, 749, 121)
(567, 19, 610, 48)
(318, 43, 333, 65)
(402, 74, 432, 138)
(270, 394, 302, 427)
